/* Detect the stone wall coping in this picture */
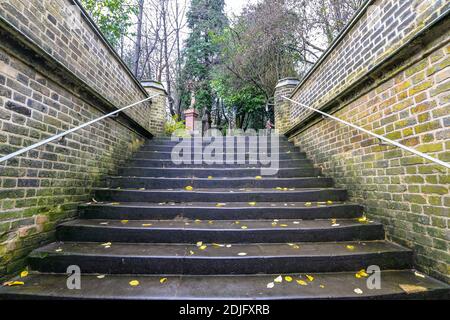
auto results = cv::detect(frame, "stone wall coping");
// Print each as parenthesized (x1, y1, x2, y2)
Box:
(141, 80, 168, 95)
(289, 0, 374, 98)
(72, 0, 150, 98)
(276, 78, 301, 88)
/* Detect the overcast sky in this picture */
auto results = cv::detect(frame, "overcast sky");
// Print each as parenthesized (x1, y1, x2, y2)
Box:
(225, 0, 255, 17)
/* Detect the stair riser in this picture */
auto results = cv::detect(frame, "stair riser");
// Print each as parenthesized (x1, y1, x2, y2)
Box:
(79, 205, 363, 220)
(133, 152, 308, 160)
(28, 251, 412, 275)
(57, 225, 385, 243)
(117, 168, 320, 178)
(106, 178, 333, 189)
(126, 159, 312, 168)
(94, 189, 348, 203)
(139, 146, 300, 153)
(145, 139, 291, 147)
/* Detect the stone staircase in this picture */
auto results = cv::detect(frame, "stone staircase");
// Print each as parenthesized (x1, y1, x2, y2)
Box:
(1, 136, 448, 299)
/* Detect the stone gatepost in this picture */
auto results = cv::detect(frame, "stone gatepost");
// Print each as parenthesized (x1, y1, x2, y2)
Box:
(184, 109, 199, 134)
(141, 80, 167, 137)
(274, 78, 300, 134)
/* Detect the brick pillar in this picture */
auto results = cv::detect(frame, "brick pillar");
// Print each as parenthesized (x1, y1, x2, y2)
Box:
(274, 78, 300, 134)
(141, 80, 167, 137)
(184, 109, 199, 133)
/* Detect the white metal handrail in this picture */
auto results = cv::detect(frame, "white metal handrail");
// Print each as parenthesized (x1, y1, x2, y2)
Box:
(283, 96, 450, 169)
(0, 94, 160, 164)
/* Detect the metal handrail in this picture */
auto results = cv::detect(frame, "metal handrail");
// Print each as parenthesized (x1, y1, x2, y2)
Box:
(283, 96, 450, 169)
(0, 94, 160, 164)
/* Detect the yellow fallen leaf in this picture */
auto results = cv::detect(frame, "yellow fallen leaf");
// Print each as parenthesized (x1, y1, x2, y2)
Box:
(327, 200, 333, 205)
(274, 276, 283, 283)
(271, 222, 277, 226)
(285, 276, 293, 282)
(20, 271, 29, 278)
(305, 202, 312, 207)
(280, 224, 288, 227)
(199, 245, 207, 250)
(212, 243, 224, 248)
(139, 188, 146, 191)
(55, 248, 63, 252)
(196, 241, 203, 247)
(160, 278, 168, 284)
(195, 219, 202, 224)
(237, 252, 247, 256)
(292, 245, 300, 249)
(267, 282, 275, 288)
(358, 216, 368, 223)
(142, 224, 153, 227)
(3, 281, 24, 287)
(276, 187, 283, 190)
(296, 280, 307, 286)
(111, 202, 121, 206)
(355, 269, 369, 278)
(235, 221, 240, 224)
(208, 220, 214, 224)
(255, 176, 262, 180)
(129, 280, 140, 287)
(346, 245, 355, 250)
(320, 285, 325, 288)
(208, 176, 213, 180)
(101, 242, 112, 247)
(121, 220, 129, 224)
(241, 226, 248, 229)
(399, 284, 428, 294)
(306, 274, 314, 282)
(189, 250, 195, 255)
(185, 186, 194, 191)
(248, 202, 257, 206)
(216, 203, 226, 207)
(414, 271, 426, 278)
(97, 275, 105, 279)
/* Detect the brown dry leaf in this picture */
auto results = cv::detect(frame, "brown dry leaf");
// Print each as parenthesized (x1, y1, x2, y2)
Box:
(399, 284, 428, 294)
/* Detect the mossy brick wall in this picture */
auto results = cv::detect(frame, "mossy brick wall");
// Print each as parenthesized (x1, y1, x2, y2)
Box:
(0, 1, 167, 280)
(279, 0, 448, 134)
(0, 0, 155, 132)
(279, 0, 449, 282)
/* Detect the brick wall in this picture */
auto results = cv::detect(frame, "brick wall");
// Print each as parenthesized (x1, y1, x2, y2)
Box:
(276, 0, 449, 283)
(0, 1, 166, 279)
(142, 81, 168, 137)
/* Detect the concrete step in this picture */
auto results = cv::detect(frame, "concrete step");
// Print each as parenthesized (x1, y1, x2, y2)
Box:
(126, 159, 313, 168)
(79, 202, 363, 220)
(106, 177, 333, 189)
(139, 145, 300, 153)
(28, 241, 412, 275)
(117, 167, 320, 178)
(1, 270, 448, 300)
(93, 188, 348, 203)
(57, 219, 384, 243)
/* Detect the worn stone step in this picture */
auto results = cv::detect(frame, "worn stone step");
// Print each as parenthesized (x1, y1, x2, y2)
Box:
(28, 241, 412, 275)
(2, 270, 448, 300)
(93, 188, 348, 203)
(133, 151, 308, 160)
(146, 136, 290, 146)
(106, 177, 333, 189)
(140, 145, 300, 153)
(57, 219, 384, 243)
(117, 167, 320, 178)
(79, 202, 363, 220)
(126, 159, 312, 168)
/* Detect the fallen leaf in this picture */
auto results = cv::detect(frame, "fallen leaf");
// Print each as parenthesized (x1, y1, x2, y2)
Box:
(320, 285, 325, 288)
(255, 176, 262, 180)
(399, 284, 428, 294)
(305, 202, 312, 207)
(346, 245, 355, 250)
(274, 276, 283, 283)
(216, 203, 226, 207)
(355, 269, 369, 278)
(280, 224, 288, 227)
(293, 221, 300, 224)
(129, 280, 140, 287)
(55, 248, 63, 252)
(139, 188, 146, 191)
(185, 186, 194, 191)
(3, 281, 24, 287)
(97, 275, 106, 279)
(358, 216, 368, 223)
(160, 278, 168, 284)
(241, 226, 248, 229)
(196, 241, 203, 247)
(20, 271, 29, 278)
(100, 222, 109, 225)
(208, 176, 213, 180)
(142, 224, 153, 227)
(226, 244, 232, 248)
(248, 202, 257, 206)
(327, 200, 333, 205)
(199, 245, 207, 250)
(332, 224, 340, 227)
(189, 250, 195, 255)
(237, 252, 247, 256)
(101, 242, 112, 247)
(235, 221, 240, 224)
(267, 282, 275, 289)
(296, 280, 307, 286)
(110, 202, 121, 206)
(354, 288, 363, 295)
(195, 219, 202, 224)
(306, 275, 314, 282)
(121, 220, 129, 224)
(208, 221, 214, 224)
(414, 271, 426, 278)
(285, 276, 293, 282)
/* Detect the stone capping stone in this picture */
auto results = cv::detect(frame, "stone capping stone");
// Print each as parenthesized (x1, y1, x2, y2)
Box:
(141, 80, 168, 95)
(72, 0, 149, 97)
(285, 8, 450, 138)
(276, 78, 301, 88)
(0, 15, 153, 139)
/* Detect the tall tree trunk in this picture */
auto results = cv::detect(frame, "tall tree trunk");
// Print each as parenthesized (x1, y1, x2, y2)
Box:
(162, 0, 175, 116)
(134, 0, 145, 78)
